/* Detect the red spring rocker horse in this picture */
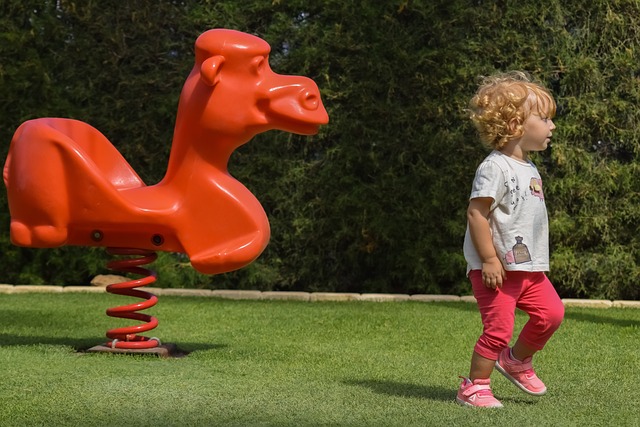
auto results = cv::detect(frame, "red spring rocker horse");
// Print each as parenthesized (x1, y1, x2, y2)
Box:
(3, 29, 328, 355)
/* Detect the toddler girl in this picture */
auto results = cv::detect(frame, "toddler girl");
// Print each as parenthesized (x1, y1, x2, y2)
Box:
(456, 71, 565, 408)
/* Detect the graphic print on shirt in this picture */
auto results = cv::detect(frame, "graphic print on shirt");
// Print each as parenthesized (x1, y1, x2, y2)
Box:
(529, 177, 544, 200)
(505, 176, 522, 210)
(503, 236, 532, 265)
(505, 175, 544, 211)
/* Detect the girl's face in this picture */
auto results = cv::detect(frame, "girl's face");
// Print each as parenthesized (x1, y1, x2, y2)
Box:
(520, 113, 555, 152)
(518, 97, 556, 152)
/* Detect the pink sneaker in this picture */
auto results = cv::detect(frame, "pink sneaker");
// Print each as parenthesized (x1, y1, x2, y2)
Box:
(495, 347, 547, 396)
(456, 377, 503, 408)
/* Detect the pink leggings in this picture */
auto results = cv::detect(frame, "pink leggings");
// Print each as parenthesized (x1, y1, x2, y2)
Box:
(469, 270, 564, 360)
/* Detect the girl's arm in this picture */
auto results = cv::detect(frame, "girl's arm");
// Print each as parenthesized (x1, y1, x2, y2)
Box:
(467, 197, 506, 289)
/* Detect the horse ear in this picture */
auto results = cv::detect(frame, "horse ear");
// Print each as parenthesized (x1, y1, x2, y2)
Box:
(200, 55, 225, 87)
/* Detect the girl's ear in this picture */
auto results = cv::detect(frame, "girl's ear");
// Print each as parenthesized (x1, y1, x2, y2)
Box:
(507, 117, 520, 133)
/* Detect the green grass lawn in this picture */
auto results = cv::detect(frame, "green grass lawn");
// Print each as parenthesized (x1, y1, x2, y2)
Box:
(0, 292, 638, 426)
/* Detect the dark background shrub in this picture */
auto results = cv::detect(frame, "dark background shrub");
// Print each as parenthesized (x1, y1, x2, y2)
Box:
(1, 0, 638, 300)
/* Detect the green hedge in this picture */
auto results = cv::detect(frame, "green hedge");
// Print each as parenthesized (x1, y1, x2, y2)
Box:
(1, 0, 638, 299)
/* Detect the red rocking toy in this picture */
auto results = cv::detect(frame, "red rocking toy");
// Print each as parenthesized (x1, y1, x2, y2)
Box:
(3, 29, 328, 355)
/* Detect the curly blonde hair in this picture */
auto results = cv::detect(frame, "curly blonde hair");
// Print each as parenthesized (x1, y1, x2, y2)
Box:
(468, 71, 556, 150)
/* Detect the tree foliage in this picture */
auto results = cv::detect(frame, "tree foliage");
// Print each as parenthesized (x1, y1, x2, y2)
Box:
(0, 0, 638, 299)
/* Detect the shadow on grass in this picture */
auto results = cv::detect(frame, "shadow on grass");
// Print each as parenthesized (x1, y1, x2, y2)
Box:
(563, 311, 639, 328)
(345, 379, 453, 402)
(496, 395, 539, 405)
(437, 301, 639, 328)
(346, 379, 543, 407)
(0, 333, 226, 355)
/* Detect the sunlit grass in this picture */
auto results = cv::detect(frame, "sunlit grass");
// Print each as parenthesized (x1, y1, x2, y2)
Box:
(0, 293, 638, 426)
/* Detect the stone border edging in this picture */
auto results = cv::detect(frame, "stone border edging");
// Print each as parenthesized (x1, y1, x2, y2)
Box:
(0, 284, 638, 308)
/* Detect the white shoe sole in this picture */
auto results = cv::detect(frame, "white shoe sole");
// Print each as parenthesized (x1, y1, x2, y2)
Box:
(456, 396, 503, 408)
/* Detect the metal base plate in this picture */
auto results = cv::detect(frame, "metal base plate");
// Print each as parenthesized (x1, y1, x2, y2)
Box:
(86, 343, 184, 358)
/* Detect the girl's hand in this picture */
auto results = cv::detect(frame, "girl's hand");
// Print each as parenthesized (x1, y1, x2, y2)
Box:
(467, 197, 506, 289)
(481, 257, 506, 289)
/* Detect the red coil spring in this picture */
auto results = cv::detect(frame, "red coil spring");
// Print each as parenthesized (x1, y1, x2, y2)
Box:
(104, 247, 160, 349)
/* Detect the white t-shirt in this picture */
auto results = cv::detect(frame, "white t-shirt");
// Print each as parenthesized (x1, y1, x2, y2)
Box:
(463, 150, 549, 274)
